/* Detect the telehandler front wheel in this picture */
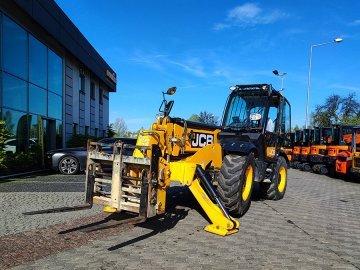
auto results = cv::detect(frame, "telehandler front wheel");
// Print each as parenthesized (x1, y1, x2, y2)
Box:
(261, 156, 287, 200)
(217, 154, 255, 217)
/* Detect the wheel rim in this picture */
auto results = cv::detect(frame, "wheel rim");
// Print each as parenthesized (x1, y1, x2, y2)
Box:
(60, 157, 77, 174)
(278, 166, 287, 192)
(242, 165, 253, 201)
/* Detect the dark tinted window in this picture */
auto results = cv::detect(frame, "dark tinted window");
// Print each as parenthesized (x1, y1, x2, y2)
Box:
(2, 73, 27, 111)
(2, 109, 28, 152)
(29, 36, 47, 88)
(3, 16, 27, 79)
(29, 114, 41, 143)
(90, 82, 95, 99)
(6, 139, 17, 146)
(99, 88, 103, 104)
(29, 84, 47, 116)
(48, 92, 62, 119)
(48, 49, 63, 95)
(56, 120, 63, 149)
(79, 74, 85, 92)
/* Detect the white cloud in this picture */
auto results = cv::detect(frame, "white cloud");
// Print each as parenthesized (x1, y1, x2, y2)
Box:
(129, 52, 207, 77)
(349, 19, 360, 26)
(213, 23, 231, 31)
(168, 58, 206, 77)
(228, 3, 261, 21)
(214, 3, 288, 30)
(129, 52, 168, 70)
(328, 83, 360, 92)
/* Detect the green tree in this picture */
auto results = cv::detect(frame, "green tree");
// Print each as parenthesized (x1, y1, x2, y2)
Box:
(341, 115, 360, 125)
(341, 93, 360, 120)
(313, 94, 342, 126)
(112, 118, 128, 137)
(188, 111, 219, 125)
(188, 114, 200, 122)
(0, 120, 12, 172)
(312, 92, 360, 126)
(107, 124, 117, 138)
(199, 111, 219, 125)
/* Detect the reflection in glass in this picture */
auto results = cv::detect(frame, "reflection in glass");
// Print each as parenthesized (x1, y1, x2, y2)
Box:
(283, 102, 291, 133)
(56, 120, 63, 149)
(29, 114, 42, 153)
(48, 49, 63, 95)
(29, 36, 47, 88)
(2, 73, 27, 111)
(29, 84, 47, 116)
(48, 92, 62, 119)
(2, 109, 28, 153)
(3, 16, 27, 79)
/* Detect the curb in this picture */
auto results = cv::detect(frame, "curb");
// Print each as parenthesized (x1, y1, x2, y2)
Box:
(0, 169, 51, 181)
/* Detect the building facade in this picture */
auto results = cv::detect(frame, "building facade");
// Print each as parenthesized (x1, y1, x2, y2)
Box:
(0, 0, 116, 155)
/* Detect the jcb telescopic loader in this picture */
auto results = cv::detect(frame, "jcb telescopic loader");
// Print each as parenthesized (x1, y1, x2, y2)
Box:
(24, 84, 291, 236)
(335, 126, 360, 177)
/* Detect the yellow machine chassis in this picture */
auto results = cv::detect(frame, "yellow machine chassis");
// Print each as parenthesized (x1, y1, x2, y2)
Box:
(98, 116, 240, 236)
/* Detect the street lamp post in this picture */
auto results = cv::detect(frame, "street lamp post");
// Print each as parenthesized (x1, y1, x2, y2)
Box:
(273, 70, 287, 92)
(305, 38, 343, 128)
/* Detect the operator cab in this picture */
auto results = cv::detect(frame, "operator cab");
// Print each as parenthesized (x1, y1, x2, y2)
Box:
(220, 84, 291, 162)
(222, 84, 291, 136)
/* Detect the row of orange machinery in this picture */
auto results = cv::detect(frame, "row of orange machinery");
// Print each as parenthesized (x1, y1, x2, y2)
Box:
(285, 125, 360, 178)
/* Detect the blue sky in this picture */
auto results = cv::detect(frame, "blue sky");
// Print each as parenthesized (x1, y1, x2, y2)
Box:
(56, 0, 360, 131)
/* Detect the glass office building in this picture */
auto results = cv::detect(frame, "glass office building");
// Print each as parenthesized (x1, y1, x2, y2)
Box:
(0, 0, 116, 158)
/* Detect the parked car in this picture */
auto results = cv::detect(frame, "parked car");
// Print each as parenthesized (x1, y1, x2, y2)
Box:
(4, 138, 38, 153)
(46, 137, 137, 175)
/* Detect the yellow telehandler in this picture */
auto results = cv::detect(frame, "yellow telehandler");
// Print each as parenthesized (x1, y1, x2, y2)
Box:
(25, 84, 291, 236)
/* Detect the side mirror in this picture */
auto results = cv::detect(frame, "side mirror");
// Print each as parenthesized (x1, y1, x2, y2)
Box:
(164, 100, 174, 117)
(166, 87, 176, 95)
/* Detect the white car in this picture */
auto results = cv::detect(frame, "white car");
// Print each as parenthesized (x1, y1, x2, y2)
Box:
(3, 138, 38, 153)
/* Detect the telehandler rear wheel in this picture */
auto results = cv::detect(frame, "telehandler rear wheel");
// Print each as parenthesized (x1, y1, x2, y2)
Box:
(217, 154, 255, 217)
(261, 156, 287, 200)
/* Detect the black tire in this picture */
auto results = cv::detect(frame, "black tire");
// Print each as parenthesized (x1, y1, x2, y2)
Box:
(319, 166, 328, 175)
(261, 156, 287, 200)
(58, 156, 79, 175)
(303, 163, 312, 172)
(217, 154, 255, 217)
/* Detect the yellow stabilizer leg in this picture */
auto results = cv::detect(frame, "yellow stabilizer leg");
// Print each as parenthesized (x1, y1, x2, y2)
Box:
(169, 145, 240, 236)
(188, 179, 239, 236)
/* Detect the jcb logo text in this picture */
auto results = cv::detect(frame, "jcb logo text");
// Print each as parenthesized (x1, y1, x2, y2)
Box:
(191, 133, 214, 148)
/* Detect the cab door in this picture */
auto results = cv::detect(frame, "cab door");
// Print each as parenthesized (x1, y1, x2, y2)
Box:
(264, 96, 281, 161)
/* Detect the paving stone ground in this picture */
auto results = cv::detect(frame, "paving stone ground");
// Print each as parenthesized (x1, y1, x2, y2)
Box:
(0, 174, 102, 236)
(1, 170, 360, 269)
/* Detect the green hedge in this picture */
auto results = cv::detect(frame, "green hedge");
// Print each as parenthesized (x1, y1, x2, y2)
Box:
(1, 149, 43, 174)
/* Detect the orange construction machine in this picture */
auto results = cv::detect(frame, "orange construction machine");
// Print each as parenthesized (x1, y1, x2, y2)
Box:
(291, 130, 303, 168)
(335, 126, 360, 177)
(298, 128, 314, 171)
(309, 127, 332, 174)
(325, 125, 354, 175)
